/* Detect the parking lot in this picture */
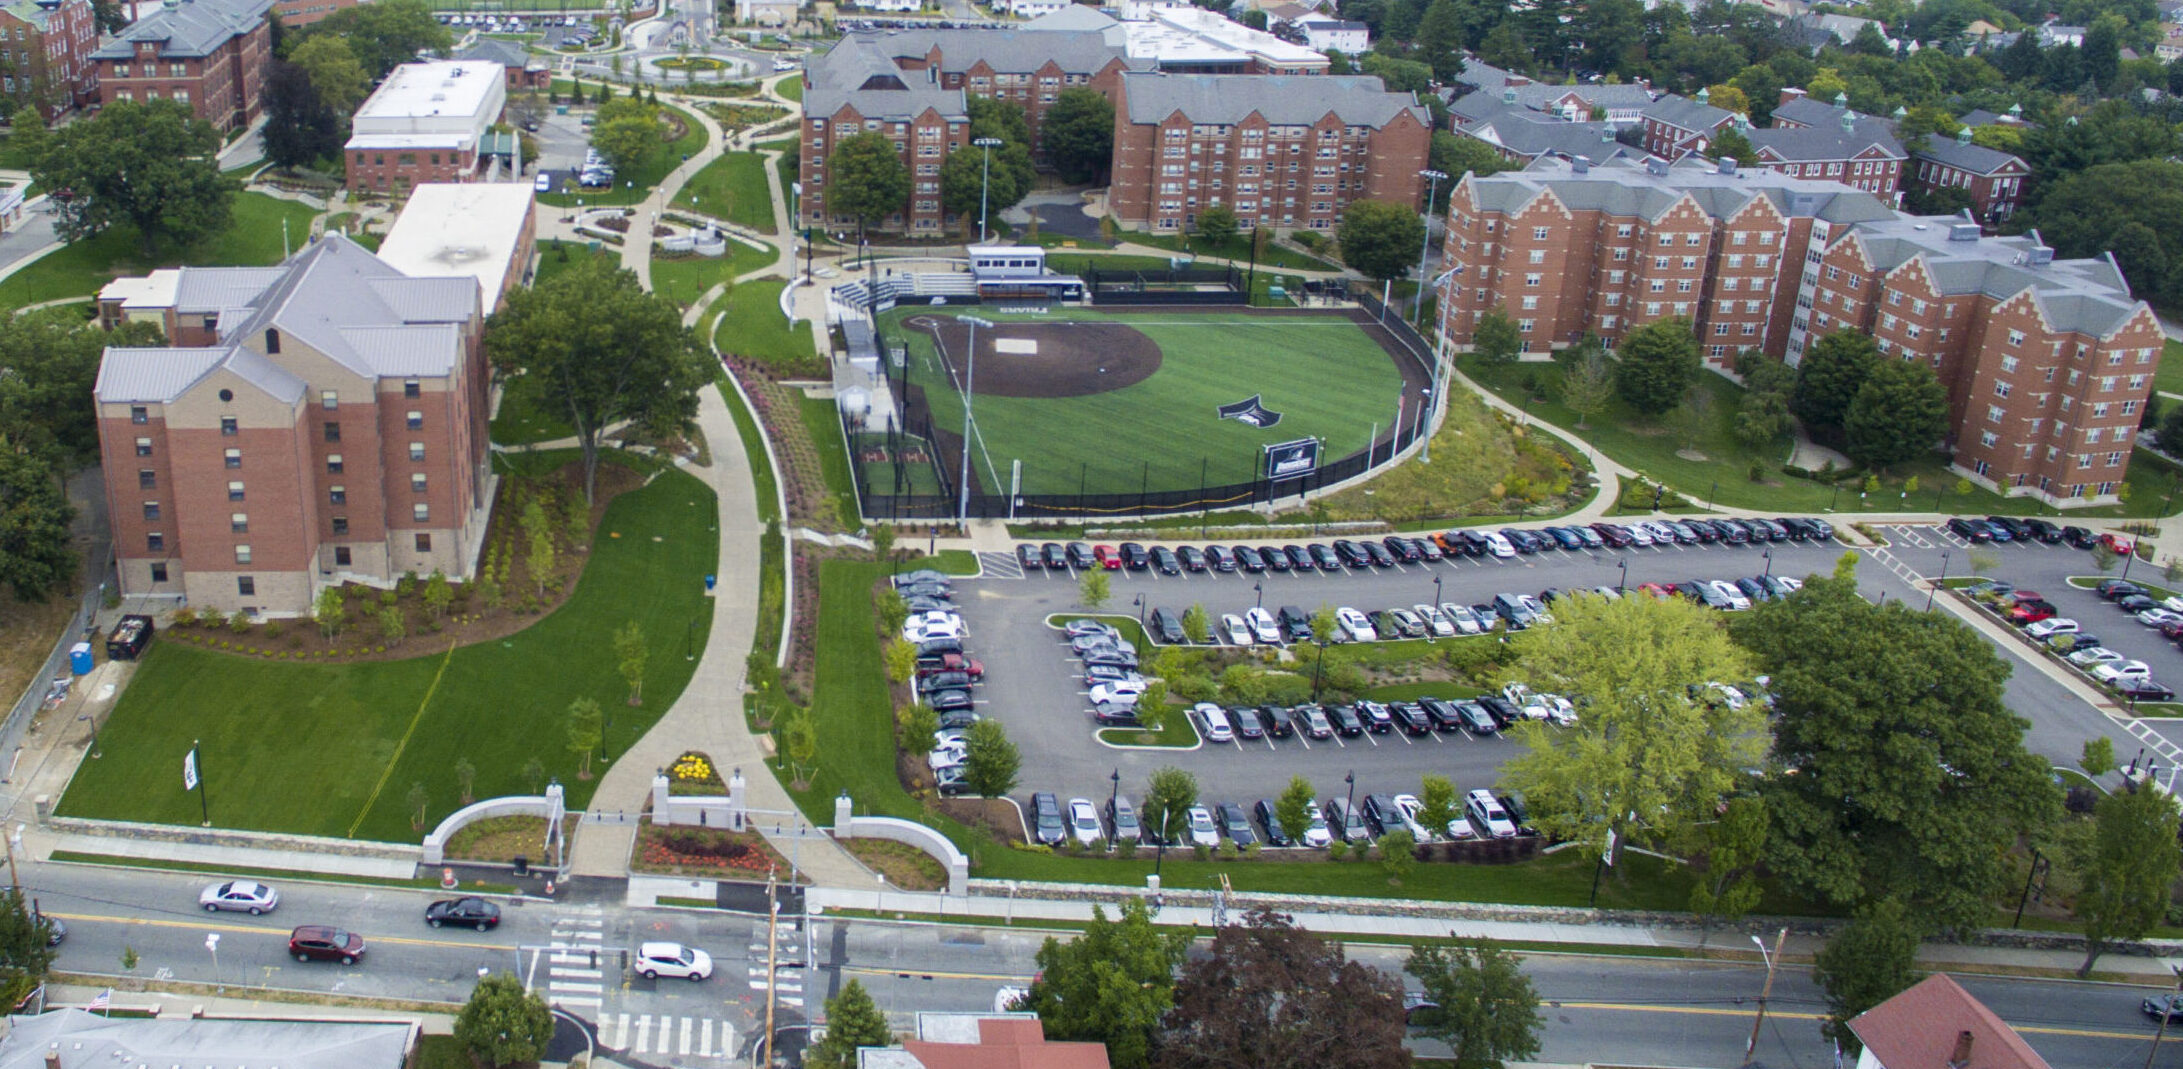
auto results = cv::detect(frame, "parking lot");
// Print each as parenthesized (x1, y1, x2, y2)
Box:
(935, 520, 2169, 819)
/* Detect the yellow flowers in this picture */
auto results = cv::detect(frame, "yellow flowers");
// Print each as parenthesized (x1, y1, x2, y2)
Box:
(670, 751, 717, 784)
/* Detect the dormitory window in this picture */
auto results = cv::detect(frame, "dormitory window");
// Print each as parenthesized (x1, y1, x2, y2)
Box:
(219, 416, 237, 436)
(234, 545, 251, 565)
(406, 411, 423, 430)
(230, 513, 247, 534)
(224, 448, 240, 469)
(237, 577, 254, 597)
(138, 470, 155, 489)
(403, 379, 420, 399)
(413, 504, 430, 522)
(334, 547, 352, 567)
(129, 406, 147, 424)
(329, 485, 346, 506)
(227, 481, 244, 502)
(134, 438, 151, 456)
(142, 503, 158, 522)
(415, 533, 433, 552)
(150, 563, 167, 583)
(326, 454, 343, 474)
(263, 329, 279, 354)
(324, 422, 340, 443)
(146, 532, 163, 552)
(411, 473, 427, 493)
(321, 390, 337, 410)
(331, 516, 348, 535)
(409, 443, 425, 462)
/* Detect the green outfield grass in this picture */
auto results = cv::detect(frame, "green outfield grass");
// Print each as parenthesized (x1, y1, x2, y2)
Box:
(56, 460, 718, 842)
(884, 308, 1409, 498)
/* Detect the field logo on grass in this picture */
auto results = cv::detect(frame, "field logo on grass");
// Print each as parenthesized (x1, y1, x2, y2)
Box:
(1217, 394, 1282, 428)
(1263, 438, 1320, 479)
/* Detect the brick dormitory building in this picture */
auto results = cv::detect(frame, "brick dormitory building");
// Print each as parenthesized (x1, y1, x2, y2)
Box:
(91, 0, 272, 131)
(1434, 156, 2159, 508)
(799, 3, 1428, 235)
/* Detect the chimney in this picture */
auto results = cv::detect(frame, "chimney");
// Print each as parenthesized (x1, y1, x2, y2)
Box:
(1502, 86, 1516, 106)
(43, 1051, 57, 1069)
(1949, 1030, 1974, 1068)
(1571, 157, 1588, 174)
(1778, 86, 1806, 107)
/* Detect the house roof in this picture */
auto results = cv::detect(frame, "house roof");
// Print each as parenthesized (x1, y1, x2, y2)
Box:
(1642, 93, 1733, 134)
(1750, 100, 1903, 161)
(1453, 102, 1636, 164)
(91, 0, 275, 60)
(861, 1015, 1111, 1069)
(453, 36, 530, 69)
(1848, 974, 2053, 1069)
(1020, 3, 1115, 31)
(1463, 156, 1898, 227)
(1453, 79, 1655, 120)
(1843, 215, 2141, 336)
(0, 1009, 416, 1069)
(1119, 71, 1428, 127)
(1910, 134, 2027, 175)
(808, 36, 971, 122)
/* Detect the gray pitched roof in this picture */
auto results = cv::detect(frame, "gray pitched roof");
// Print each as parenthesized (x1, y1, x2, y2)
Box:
(1021, 4, 1114, 31)
(1642, 93, 1733, 134)
(1464, 156, 1897, 228)
(454, 36, 529, 69)
(173, 266, 284, 314)
(1840, 216, 2141, 335)
(1771, 96, 1850, 128)
(91, 0, 274, 60)
(807, 36, 969, 122)
(1453, 104, 1634, 164)
(1453, 79, 1655, 119)
(1910, 135, 2027, 175)
(93, 346, 227, 403)
(1749, 106, 1903, 162)
(1120, 71, 1428, 127)
(853, 24, 1131, 76)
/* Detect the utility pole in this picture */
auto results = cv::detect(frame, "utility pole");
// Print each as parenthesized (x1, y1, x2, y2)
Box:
(760, 865, 781, 1069)
(2147, 965, 2183, 1069)
(1742, 927, 1788, 1066)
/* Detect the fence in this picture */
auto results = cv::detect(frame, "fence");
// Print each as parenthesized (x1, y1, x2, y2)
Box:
(1353, 288, 1438, 383)
(1083, 261, 1246, 307)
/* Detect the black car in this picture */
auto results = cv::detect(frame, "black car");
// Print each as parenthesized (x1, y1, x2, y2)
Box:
(1773, 517, 1810, 541)
(1546, 526, 1585, 551)
(1499, 528, 1538, 553)
(1391, 701, 1433, 735)
(1499, 791, 1531, 828)
(1016, 544, 1042, 570)
(1065, 542, 1096, 569)
(2146, 993, 2183, 1023)
(1308, 543, 1342, 570)
(1207, 545, 1238, 572)
(1277, 605, 1314, 642)
(1323, 797, 1370, 843)
(917, 671, 976, 694)
(1361, 794, 1407, 838)
(425, 897, 502, 931)
(2118, 680, 2177, 702)
(1229, 705, 1266, 739)
(1383, 536, 1423, 562)
(1260, 705, 1297, 738)
(1363, 541, 1397, 568)
(2097, 579, 2143, 600)
(1234, 545, 1266, 572)
(1356, 700, 1394, 734)
(2117, 594, 2158, 614)
(1987, 515, 2033, 540)
(1092, 704, 1140, 726)
(1030, 792, 1066, 846)
(1258, 546, 1290, 572)
(1327, 703, 1365, 737)
(1455, 700, 1499, 734)
(2062, 525, 2097, 549)
(1734, 577, 1772, 603)
(2022, 518, 2064, 543)
(1151, 546, 1181, 575)
(938, 709, 980, 730)
(1120, 543, 1151, 570)
(1215, 802, 1257, 846)
(1149, 607, 1186, 644)
(1450, 530, 1491, 556)
(1041, 543, 1068, 569)
(928, 689, 974, 713)
(1252, 799, 1293, 847)
(1716, 519, 1751, 544)
(1753, 519, 1789, 542)
(1178, 545, 1208, 572)
(1333, 540, 1371, 568)
(2059, 633, 2104, 652)
(1284, 545, 1315, 570)
(1477, 694, 1521, 730)
(1418, 697, 1465, 732)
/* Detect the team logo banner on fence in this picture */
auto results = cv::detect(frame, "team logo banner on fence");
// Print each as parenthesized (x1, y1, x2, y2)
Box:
(1263, 438, 1320, 479)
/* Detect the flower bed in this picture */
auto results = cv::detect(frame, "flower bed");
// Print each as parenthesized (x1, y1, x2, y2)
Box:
(633, 823, 792, 877)
(668, 750, 726, 795)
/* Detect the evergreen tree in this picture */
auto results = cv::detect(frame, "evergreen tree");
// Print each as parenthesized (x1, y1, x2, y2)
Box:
(805, 980, 893, 1069)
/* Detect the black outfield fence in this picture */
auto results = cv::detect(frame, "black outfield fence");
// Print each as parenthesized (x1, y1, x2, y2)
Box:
(1353, 288, 1438, 382)
(1084, 261, 1247, 307)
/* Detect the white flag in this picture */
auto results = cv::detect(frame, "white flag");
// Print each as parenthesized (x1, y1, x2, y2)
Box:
(182, 747, 198, 792)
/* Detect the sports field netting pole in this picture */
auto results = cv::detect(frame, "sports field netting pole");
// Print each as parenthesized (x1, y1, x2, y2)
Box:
(1414, 169, 1447, 325)
(974, 137, 1002, 243)
(954, 315, 993, 522)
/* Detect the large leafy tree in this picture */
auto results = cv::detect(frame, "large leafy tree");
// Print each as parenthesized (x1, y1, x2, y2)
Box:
(454, 973, 554, 1068)
(2072, 783, 2182, 977)
(1613, 316, 1702, 416)
(1843, 356, 1949, 471)
(286, 34, 369, 116)
(939, 139, 1032, 236)
(804, 979, 892, 1069)
(483, 257, 708, 504)
(1405, 939, 1542, 1069)
(827, 131, 912, 241)
(295, 0, 450, 79)
(1731, 563, 2060, 936)
(0, 886, 57, 1008)
(1043, 87, 1115, 184)
(1141, 766, 1198, 856)
(1023, 899, 1189, 1069)
(1338, 199, 1426, 285)
(27, 100, 230, 255)
(1498, 592, 1763, 864)
(1810, 897, 1923, 1054)
(0, 438, 75, 601)
(1791, 328, 1879, 434)
(1156, 909, 1409, 1069)
(1471, 306, 1522, 363)
(2017, 160, 2183, 307)
(1732, 349, 1795, 451)
(0, 308, 162, 462)
(590, 96, 662, 176)
(262, 61, 344, 171)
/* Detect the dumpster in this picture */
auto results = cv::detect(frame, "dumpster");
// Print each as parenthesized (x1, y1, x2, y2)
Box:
(106, 614, 155, 661)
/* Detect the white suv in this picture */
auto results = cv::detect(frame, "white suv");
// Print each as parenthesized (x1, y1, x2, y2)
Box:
(637, 942, 713, 981)
(1465, 789, 1517, 839)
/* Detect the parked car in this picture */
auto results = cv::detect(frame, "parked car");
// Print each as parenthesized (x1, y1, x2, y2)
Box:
(1150, 546, 1180, 574)
(1251, 799, 1292, 846)
(1042, 543, 1068, 569)
(1299, 704, 1334, 739)
(1107, 796, 1141, 842)
(1067, 798, 1104, 847)
(1092, 545, 1122, 570)
(636, 941, 712, 981)
(1120, 543, 1150, 570)
(1194, 703, 1235, 743)
(1245, 607, 1282, 644)
(2097, 579, 2144, 600)
(288, 926, 366, 965)
(1149, 608, 1186, 644)
(1220, 613, 1252, 645)
(201, 880, 280, 914)
(1183, 805, 1219, 847)
(1214, 802, 1257, 846)
(425, 897, 501, 931)
(1465, 790, 1517, 839)
(1322, 797, 1369, 844)
(1229, 705, 1265, 740)
(1361, 793, 1407, 837)
(1335, 607, 1376, 642)
(2095, 660, 2154, 686)
(1260, 704, 1297, 738)
(1414, 604, 1456, 638)
(1015, 544, 1042, 570)
(2069, 646, 2128, 669)
(1065, 542, 1096, 569)
(1030, 792, 1066, 846)
(1234, 546, 1266, 573)
(2023, 618, 2080, 640)
(1327, 703, 1365, 737)
(2062, 526, 2097, 549)
(2117, 680, 2177, 702)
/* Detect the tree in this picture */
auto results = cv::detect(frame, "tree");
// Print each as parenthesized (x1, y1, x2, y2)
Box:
(1706, 125, 1757, 165)
(1843, 356, 1948, 471)
(485, 257, 708, 504)
(829, 131, 913, 241)
(1430, 132, 1515, 190)
(1731, 565, 2060, 936)
(1792, 328, 1880, 433)
(1180, 604, 1209, 644)
(1418, 774, 1457, 837)
(297, 0, 451, 79)
(1613, 317, 1702, 416)
(1338, 199, 1426, 284)
(784, 707, 819, 788)
(871, 524, 895, 563)
(1359, 51, 1433, 94)
(315, 586, 347, 639)
(0, 887, 57, 1000)
(1732, 349, 1796, 451)
(899, 702, 940, 758)
(422, 570, 452, 617)
(0, 307, 161, 462)
(1079, 568, 1111, 609)
(1141, 766, 1199, 855)
(566, 697, 603, 780)
(1404, 939, 1543, 1069)
(1194, 205, 1238, 247)
(287, 35, 369, 116)
(1377, 829, 1417, 881)
(261, 61, 343, 170)
(1477, 19, 1534, 71)
(805, 979, 892, 1069)
(2073, 783, 2182, 976)
(2017, 161, 2183, 307)
(406, 780, 430, 830)
(455, 757, 476, 805)
(591, 105, 661, 175)
(454, 973, 555, 1069)
(1024, 899, 1189, 1069)
(961, 718, 1020, 798)
(1157, 909, 1410, 1069)
(1044, 87, 1115, 184)
(2082, 736, 2117, 778)
(1471, 306, 1523, 365)
(0, 443, 73, 601)
(1275, 776, 1315, 850)
(1561, 345, 1615, 428)
(1688, 794, 1767, 929)
(939, 140, 1032, 236)
(1498, 591, 1763, 865)
(1414, 0, 1465, 79)
(27, 100, 229, 255)
(1811, 897, 1924, 1053)
(613, 621, 648, 705)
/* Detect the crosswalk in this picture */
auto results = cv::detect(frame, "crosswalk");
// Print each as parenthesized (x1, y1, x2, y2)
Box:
(542, 905, 606, 1011)
(597, 1013, 738, 1059)
(748, 917, 806, 1009)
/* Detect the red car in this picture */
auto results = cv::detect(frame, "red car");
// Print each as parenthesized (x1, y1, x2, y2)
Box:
(1092, 545, 1122, 570)
(1634, 582, 1677, 600)
(915, 653, 984, 679)
(2099, 532, 2136, 556)
(289, 925, 366, 965)
(2008, 600, 2058, 625)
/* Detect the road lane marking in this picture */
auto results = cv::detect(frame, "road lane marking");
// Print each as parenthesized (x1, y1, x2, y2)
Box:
(1551, 1001, 2147, 1039)
(43, 911, 502, 950)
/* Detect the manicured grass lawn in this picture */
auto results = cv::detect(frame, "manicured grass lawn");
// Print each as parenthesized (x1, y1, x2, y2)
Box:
(888, 306, 1405, 496)
(0, 192, 320, 310)
(2156, 339, 2183, 398)
(491, 370, 575, 445)
(647, 237, 771, 308)
(538, 104, 706, 208)
(57, 460, 719, 842)
(798, 392, 860, 527)
(714, 278, 823, 377)
(0, 136, 37, 169)
(531, 238, 616, 287)
(673, 151, 775, 233)
(776, 75, 803, 103)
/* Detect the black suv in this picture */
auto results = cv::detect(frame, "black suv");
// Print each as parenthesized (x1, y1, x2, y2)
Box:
(1361, 794, 1407, 838)
(1119, 543, 1151, 570)
(1149, 607, 1186, 644)
(1259, 705, 1297, 738)
(1334, 540, 1372, 568)
(1391, 701, 1433, 735)
(1327, 703, 1365, 736)
(1277, 605, 1314, 642)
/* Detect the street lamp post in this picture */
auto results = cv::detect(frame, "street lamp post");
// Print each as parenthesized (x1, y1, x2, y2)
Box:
(1761, 548, 1772, 578)
(1741, 928, 1787, 1066)
(973, 137, 1003, 244)
(1433, 574, 1443, 613)
(1926, 550, 1949, 612)
(1311, 636, 1330, 701)
(1617, 557, 1628, 594)
(1109, 768, 1120, 826)
(1343, 771, 1357, 836)
(206, 932, 222, 997)
(1253, 582, 1263, 610)
(1134, 594, 1145, 629)
(953, 315, 993, 523)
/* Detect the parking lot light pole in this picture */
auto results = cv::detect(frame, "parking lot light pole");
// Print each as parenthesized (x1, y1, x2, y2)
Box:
(1617, 558, 1628, 594)
(1344, 771, 1356, 833)
(973, 137, 1003, 244)
(1134, 594, 1145, 629)
(1253, 582, 1263, 610)
(953, 315, 994, 523)
(1761, 549, 1772, 579)
(1926, 551, 1949, 612)
(1413, 169, 1447, 325)
(1311, 637, 1330, 701)
(1109, 768, 1120, 828)
(1433, 574, 1443, 612)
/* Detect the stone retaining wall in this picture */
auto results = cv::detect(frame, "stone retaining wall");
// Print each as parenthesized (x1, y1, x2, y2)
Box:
(46, 816, 421, 863)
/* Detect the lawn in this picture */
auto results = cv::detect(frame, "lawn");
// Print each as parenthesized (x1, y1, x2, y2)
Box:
(531, 238, 615, 287)
(490, 370, 575, 446)
(538, 103, 707, 209)
(0, 192, 320, 310)
(647, 236, 772, 308)
(672, 151, 776, 233)
(714, 278, 823, 377)
(57, 460, 720, 842)
(776, 75, 803, 103)
(798, 392, 860, 528)
(2156, 339, 2183, 399)
(887, 306, 1408, 496)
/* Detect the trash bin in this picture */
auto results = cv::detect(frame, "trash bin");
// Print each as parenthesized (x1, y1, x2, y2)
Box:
(705, 574, 717, 592)
(67, 643, 92, 676)
(512, 855, 529, 877)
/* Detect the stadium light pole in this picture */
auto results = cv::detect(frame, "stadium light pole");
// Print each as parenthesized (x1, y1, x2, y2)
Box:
(1413, 169, 1447, 324)
(973, 137, 1004, 245)
(954, 314, 994, 524)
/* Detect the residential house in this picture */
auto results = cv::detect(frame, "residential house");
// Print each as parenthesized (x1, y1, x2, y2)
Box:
(1848, 974, 2053, 1069)
(1750, 93, 1905, 202)
(1639, 90, 1736, 158)
(1906, 128, 2030, 222)
(857, 1013, 1110, 1069)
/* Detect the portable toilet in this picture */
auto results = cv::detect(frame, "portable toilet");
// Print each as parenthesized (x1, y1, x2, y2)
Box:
(68, 642, 92, 676)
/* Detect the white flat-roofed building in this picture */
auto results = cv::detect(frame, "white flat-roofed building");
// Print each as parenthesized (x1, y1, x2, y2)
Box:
(344, 60, 507, 194)
(376, 183, 539, 310)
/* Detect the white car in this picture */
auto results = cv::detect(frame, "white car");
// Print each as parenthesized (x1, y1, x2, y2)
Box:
(1481, 531, 1517, 558)
(1706, 580, 1751, 611)
(1703, 681, 1749, 710)
(1539, 693, 1579, 727)
(1220, 613, 1252, 646)
(901, 611, 964, 642)
(1064, 618, 1119, 640)
(928, 737, 968, 771)
(1244, 606, 1281, 644)
(2096, 660, 2154, 685)
(1194, 702, 1234, 743)
(1413, 604, 1456, 637)
(1067, 798, 1103, 847)
(1519, 696, 1554, 721)
(1446, 816, 1476, 840)
(1184, 805, 1219, 847)
(1502, 682, 1534, 706)
(2023, 617, 2080, 639)
(2140, 608, 2183, 629)
(1335, 606, 1376, 642)
(2070, 646, 2128, 669)
(1298, 800, 1333, 848)
(1466, 789, 1517, 839)
(534, 170, 553, 192)
(1390, 794, 1433, 841)
(1623, 523, 1655, 547)
(1441, 602, 1484, 635)
(1775, 577, 1804, 593)
(637, 941, 713, 981)
(1517, 594, 1553, 625)
(199, 880, 279, 914)
(1089, 680, 1149, 706)
(772, 58, 798, 71)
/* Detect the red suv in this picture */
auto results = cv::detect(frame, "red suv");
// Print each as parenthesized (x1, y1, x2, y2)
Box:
(1092, 545, 1122, 570)
(2008, 600, 2058, 625)
(288, 926, 366, 965)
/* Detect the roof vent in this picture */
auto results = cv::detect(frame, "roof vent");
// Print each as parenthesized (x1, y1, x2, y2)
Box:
(1645, 158, 1669, 176)
(1840, 112, 1855, 132)
(1718, 157, 1736, 175)
(1948, 223, 1980, 241)
(1834, 91, 1849, 108)
(1571, 157, 1588, 174)
(1696, 86, 1710, 104)
(2030, 244, 2054, 264)
(1501, 86, 1516, 105)
(1957, 126, 1973, 144)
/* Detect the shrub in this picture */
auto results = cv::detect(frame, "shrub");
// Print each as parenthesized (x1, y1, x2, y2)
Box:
(1192, 843, 1211, 862)
(172, 608, 197, 628)
(1326, 840, 1349, 861)
(226, 611, 251, 633)
(263, 623, 284, 641)
(1214, 841, 1239, 861)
